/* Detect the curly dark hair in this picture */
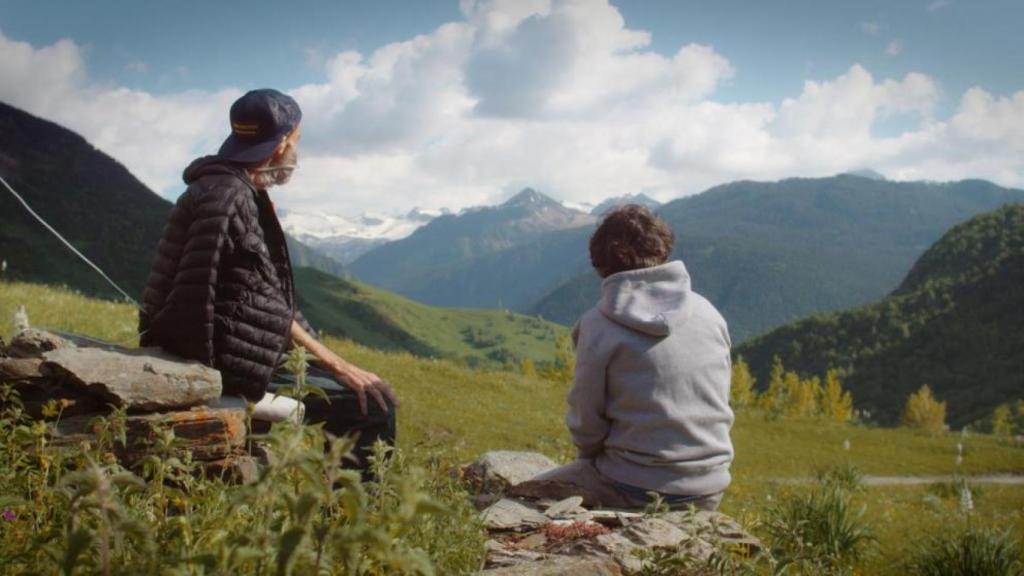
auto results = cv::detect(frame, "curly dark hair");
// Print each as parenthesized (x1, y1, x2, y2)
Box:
(589, 204, 674, 278)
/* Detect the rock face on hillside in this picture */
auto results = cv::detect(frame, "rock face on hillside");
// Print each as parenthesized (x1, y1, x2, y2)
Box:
(466, 451, 761, 575)
(0, 329, 248, 473)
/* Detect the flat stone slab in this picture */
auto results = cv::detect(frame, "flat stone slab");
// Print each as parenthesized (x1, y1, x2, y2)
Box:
(480, 555, 622, 575)
(465, 451, 559, 492)
(544, 496, 585, 519)
(0, 357, 45, 381)
(482, 498, 550, 531)
(42, 347, 221, 411)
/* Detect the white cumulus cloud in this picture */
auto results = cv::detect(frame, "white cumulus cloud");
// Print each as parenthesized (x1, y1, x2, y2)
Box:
(1, 0, 1023, 218)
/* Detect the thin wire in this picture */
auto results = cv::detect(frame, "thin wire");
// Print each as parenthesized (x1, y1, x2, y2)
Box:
(0, 173, 139, 307)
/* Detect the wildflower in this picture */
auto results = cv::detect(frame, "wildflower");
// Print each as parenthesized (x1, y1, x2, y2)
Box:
(957, 442, 963, 456)
(13, 305, 29, 332)
(959, 484, 974, 512)
(842, 438, 851, 451)
(1, 510, 14, 521)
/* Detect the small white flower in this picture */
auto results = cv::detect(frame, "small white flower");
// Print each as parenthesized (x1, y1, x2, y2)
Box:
(957, 442, 963, 456)
(959, 484, 974, 512)
(13, 305, 29, 332)
(842, 439, 851, 451)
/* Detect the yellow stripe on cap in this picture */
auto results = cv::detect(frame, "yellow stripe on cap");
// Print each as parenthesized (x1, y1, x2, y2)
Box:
(232, 122, 259, 135)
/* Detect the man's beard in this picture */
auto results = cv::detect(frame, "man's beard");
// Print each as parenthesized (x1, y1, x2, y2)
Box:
(252, 146, 297, 189)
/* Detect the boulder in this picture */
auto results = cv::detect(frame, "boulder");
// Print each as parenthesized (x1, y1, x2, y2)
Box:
(0, 357, 45, 381)
(6, 329, 74, 358)
(55, 406, 247, 464)
(464, 451, 558, 493)
(42, 347, 221, 411)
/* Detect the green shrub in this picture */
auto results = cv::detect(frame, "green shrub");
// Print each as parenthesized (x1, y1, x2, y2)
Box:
(908, 526, 1023, 576)
(766, 485, 875, 575)
(815, 463, 864, 493)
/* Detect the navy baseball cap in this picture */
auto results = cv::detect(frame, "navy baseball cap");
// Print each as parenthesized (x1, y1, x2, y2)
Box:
(218, 89, 302, 164)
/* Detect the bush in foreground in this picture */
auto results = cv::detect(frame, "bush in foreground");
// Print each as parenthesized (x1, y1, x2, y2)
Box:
(765, 482, 875, 575)
(0, 380, 484, 575)
(908, 526, 1023, 576)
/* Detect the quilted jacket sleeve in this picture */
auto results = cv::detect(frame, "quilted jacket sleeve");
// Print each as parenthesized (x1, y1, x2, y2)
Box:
(140, 187, 240, 366)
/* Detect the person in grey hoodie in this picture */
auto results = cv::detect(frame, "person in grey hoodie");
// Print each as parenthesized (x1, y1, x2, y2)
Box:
(515, 204, 734, 510)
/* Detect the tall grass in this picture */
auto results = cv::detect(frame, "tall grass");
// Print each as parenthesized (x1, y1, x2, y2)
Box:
(0, 349, 485, 575)
(909, 526, 1023, 576)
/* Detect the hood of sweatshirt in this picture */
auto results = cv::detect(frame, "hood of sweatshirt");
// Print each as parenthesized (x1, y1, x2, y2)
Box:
(183, 155, 254, 188)
(597, 260, 693, 337)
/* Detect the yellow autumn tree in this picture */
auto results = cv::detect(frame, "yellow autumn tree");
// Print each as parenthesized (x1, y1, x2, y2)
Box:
(539, 333, 575, 383)
(731, 356, 757, 409)
(519, 358, 537, 378)
(902, 384, 947, 434)
(820, 370, 854, 423)
(757, 356, 788, 416)
(991, 404, 1014, 439)
(785, 373, 821, 418)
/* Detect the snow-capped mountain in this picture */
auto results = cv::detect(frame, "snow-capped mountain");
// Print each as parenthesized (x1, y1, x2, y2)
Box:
(278, 207, 443, 264)
(590, 192, 662, 215)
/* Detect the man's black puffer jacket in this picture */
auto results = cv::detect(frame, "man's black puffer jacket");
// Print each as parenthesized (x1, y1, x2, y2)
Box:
(140, 156, 302, 401)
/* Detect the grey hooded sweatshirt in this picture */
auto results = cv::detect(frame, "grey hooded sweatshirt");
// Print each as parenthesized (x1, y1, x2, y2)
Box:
(568, 260, 735, 496)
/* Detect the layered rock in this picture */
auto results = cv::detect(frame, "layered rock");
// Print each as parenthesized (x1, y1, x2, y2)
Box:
(466, 451, 762, 575)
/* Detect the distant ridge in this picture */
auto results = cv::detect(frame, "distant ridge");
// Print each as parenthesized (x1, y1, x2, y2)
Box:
(531, 175, 1024, 341)
(348, 187, 596, 307)
(735, 203, 1024, 427)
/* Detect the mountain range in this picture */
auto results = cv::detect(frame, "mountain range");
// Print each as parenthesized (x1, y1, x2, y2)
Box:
(348, 188, 597, 307)
(279, 206, 443, 264)
(735, 203, 1024, 427)
(351, 175, 1024, 342)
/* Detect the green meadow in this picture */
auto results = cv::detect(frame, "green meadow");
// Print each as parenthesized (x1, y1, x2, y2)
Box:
(2, 280, 1022, 574)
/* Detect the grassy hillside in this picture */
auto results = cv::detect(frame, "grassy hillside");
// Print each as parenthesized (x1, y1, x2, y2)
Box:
(736, 204, 1024, 427)
(532, 175, 1024, 342)
(0, 101, 172, 299)
(2, 280, 1023, 575)
(0, 272, 568, 369)
(294, 267, 569, 367)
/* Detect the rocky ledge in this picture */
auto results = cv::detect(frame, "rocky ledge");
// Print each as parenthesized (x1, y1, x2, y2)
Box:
(464, 451, 761, 575)
(0, 329, 251, 476)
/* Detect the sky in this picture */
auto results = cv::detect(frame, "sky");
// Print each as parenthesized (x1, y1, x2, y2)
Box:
(1, 0, 1022, 217)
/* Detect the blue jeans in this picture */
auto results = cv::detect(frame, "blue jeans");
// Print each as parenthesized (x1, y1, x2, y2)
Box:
(612, 481, 723, 511)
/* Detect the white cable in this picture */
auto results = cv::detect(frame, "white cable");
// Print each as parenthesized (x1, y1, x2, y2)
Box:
(0, 173, 139, 307)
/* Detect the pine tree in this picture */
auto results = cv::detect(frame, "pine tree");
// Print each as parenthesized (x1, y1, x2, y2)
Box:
(731, 356, 757, 409)
(902, 385, 947, 434)
(821, 370, 854, 423)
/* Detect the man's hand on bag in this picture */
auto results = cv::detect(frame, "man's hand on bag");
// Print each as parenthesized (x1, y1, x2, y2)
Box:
(330, 361, 397, 417)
